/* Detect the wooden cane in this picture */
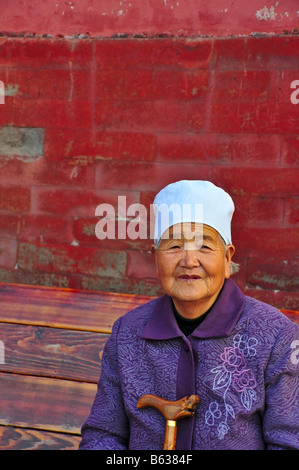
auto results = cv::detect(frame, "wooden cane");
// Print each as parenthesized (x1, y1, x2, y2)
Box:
(137, 394, 199, 450)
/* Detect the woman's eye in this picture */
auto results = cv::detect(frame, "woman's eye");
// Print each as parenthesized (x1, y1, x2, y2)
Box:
(201, 245, 211, 251)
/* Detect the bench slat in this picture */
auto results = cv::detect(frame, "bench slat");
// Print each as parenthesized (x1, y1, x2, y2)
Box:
(0, 282, 151, 333)
(0, 323, 107, 383)
(0, 425, 81, 450)
(0, 373, 96, 435)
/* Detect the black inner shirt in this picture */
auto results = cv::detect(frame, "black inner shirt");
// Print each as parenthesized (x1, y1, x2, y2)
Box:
(172, 301, 211, 336)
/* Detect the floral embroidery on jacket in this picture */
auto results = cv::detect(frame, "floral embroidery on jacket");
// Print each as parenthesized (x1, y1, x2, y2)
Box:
(205, 334, 258, 440)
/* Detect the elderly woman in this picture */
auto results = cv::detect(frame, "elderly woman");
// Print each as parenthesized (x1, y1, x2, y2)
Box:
(79, 180, 299, 450)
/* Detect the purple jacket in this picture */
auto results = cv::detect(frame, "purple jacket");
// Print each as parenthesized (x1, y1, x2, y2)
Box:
(79, 279, 299, 450)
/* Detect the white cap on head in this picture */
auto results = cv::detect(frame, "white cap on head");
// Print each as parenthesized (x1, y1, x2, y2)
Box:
(153, 180, 235, 246)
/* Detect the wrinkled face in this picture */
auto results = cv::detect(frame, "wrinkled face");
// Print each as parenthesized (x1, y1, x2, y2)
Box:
(153, 223, 235, 316)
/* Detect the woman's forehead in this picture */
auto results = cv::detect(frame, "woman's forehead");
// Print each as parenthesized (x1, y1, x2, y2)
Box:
(162, 223, 219, 241)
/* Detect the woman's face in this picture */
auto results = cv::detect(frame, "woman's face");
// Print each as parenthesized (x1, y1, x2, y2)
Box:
(153, 223, 235, 317)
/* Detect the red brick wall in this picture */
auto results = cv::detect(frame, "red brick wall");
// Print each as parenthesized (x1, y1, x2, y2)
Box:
(0, 35, 298, 309)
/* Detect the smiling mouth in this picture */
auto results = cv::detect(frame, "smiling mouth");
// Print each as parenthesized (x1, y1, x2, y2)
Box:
(178, 274, 201, 280)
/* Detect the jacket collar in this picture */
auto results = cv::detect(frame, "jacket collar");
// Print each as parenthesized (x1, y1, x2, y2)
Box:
(141, 278, 246, 340)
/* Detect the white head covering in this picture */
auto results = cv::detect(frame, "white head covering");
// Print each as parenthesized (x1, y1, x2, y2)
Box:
(153, 180, 234, 245)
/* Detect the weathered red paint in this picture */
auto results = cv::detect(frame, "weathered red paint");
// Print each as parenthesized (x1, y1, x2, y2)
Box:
(1, 0, 298, 37)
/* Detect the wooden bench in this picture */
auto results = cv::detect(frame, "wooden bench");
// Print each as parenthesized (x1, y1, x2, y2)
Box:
(0, 281, 298, 450)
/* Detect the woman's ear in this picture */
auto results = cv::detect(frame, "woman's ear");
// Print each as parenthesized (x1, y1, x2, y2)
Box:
(225, 244, 235, 279)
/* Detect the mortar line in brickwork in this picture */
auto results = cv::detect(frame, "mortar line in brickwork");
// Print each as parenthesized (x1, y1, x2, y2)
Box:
(278, 134, 283, 168)
(282, 198, 287, 227)
(89, 40, 97, 188)
(203, 38, 217, 134)
(29, 185, 36, 215)
(1, 33, 299, 39)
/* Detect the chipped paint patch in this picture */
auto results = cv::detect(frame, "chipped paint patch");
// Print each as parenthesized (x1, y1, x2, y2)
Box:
(256, 3, 279, 21)
(102, 0, 133, 17)
(163, 0, 180, 8)
(0, 126, 44, 159)
(5, 84, 19, 97)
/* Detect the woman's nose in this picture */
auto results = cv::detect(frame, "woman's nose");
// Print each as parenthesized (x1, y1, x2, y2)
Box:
(179, 249, 201, 268)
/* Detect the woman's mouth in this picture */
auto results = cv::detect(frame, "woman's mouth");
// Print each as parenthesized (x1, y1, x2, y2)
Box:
(178, 274, 201, 280)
